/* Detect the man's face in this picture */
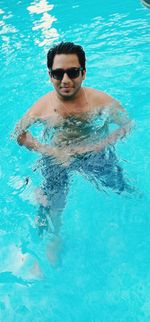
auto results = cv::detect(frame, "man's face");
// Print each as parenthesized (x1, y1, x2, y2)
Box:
(49, 54, 86, 99)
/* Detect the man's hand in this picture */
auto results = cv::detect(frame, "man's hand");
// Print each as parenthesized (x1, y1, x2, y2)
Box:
(16, 130, 73, 166)
(67, 120, 133, 155)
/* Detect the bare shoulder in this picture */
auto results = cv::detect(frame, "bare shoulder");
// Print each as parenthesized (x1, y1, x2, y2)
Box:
(27, 92, 53, 118)
(85, 87, 119, 109)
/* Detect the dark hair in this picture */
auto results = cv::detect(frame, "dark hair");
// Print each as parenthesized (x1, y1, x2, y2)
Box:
(47, 42, 86, 71)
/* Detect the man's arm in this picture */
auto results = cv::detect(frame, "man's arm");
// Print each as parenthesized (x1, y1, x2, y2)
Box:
(99, 100, 133, 146)
(71, 100, 133, 155)
(12, 110, 44, 152)
(12, 96, 56, 156)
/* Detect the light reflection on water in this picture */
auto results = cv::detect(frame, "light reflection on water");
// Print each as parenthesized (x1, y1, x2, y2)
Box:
(0, 0, 150, 321)
(27, 0, 59, 47)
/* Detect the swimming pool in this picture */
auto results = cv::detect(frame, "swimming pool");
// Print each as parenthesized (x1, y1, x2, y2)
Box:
(0, 0, 150, 321)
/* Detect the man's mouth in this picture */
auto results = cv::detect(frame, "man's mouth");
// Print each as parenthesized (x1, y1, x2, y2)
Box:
(60, 87, 72, 92)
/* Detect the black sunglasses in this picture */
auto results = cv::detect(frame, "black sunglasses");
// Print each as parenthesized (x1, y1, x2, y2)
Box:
(50, 67, 83, 80)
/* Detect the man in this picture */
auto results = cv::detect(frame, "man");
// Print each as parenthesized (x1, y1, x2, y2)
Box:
(14, 42, 132, 243)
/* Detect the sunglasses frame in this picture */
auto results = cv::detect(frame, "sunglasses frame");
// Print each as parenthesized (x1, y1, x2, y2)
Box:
(49, 67, 84, 80)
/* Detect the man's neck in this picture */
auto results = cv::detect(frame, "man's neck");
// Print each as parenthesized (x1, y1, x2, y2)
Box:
(54, 87, 88, 114)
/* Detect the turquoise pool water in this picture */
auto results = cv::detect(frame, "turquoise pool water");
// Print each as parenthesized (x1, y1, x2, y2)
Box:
(0, 0, 150, 321)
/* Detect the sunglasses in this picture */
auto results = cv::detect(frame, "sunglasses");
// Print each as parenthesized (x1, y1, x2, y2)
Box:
(50, 67, 83, 80)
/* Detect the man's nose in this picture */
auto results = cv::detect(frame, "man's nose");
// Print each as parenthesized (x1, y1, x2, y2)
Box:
(61, 72, 71, 82)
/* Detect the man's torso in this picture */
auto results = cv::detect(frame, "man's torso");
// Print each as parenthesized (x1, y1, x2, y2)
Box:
(31, 87, 114, 148)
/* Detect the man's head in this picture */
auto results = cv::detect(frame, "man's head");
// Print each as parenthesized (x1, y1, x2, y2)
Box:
(47, 42, 86, 99)
(47, 42, 86, 71)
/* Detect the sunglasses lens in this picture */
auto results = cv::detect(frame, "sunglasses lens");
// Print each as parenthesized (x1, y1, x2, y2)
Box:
(51, 70, 64, 80)
(51, 68, 82, 80)
(67, 68, 80, 79)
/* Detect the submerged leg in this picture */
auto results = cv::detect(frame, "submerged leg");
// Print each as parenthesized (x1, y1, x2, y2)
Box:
(37, 157, 69, 234)
(77, 148, 130, 194)
(36, 157, 69, 265)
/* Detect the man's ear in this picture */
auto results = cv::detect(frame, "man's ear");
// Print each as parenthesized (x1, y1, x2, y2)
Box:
(48, 70, 52, 82)
(82, 69, 86, 80)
